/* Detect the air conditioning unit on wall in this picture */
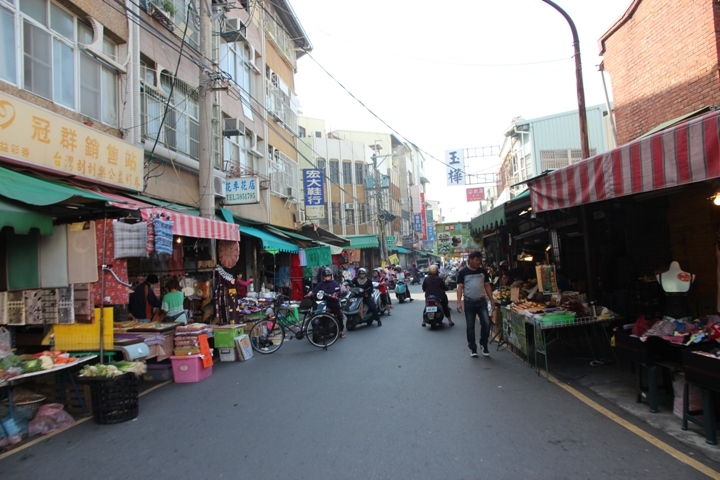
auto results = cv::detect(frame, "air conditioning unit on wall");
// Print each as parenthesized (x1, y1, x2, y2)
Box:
(286, 186, 295, 198)
(213, 175, 227, 198)
(221, 17, 247, 42)
(344, 203, 355, 210)
(223, 118, 245, 137)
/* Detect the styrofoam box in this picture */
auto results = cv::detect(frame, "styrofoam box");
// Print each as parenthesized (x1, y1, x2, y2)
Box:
(170, 355, 212, 383)
(219, 348, 237, 362)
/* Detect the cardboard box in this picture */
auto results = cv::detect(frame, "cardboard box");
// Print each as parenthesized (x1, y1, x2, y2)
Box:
(235, 334, 253, 361)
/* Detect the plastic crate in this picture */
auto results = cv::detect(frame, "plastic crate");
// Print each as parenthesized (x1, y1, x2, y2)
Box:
(142, 364, 173, 382)
(171, 356, 212, 382)
(213, 327, 243, 348)
(87, 372, 139, 424)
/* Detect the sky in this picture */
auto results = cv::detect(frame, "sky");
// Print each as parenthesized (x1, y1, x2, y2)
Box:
(291, 0, 633, 222)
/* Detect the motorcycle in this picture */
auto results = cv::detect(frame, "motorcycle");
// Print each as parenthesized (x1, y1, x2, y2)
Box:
(395, 276, 412, 303)
(423, 295, 445, 328)
(342, 281, 386, 330)
(444, 268, 458, 290)
(410, 271, 424, 285)
(300, 289, 340, 342)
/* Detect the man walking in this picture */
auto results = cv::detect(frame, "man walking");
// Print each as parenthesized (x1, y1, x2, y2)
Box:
(456, 251, 494, 357)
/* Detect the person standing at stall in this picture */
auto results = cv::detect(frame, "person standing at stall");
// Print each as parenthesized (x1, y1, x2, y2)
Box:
(456, 251, 494, 357)
(161, 278, 187, 324)
(129, 274, 161, 322)
(235, 272, 254, 298)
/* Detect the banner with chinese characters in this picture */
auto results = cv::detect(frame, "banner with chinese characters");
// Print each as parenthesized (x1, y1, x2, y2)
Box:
(303, 169, 325, 219)
(224, 176, 259, 204)
(413, 213, 423, 233)
(419, 192, 427, 241)
(445, 149, 465, 186)
(426, 209, 435, 241)
(0, 92, 143, 190)
(435, 222, 481, 256)
(466, 187, 485, 202)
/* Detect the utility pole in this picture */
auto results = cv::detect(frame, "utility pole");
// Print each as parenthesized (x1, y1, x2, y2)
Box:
(372, 150, 389, 266)
(198, 1, 214, 220)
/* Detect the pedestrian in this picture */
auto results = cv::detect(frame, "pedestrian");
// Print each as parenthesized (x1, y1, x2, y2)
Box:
(308, 268, 346, 337)
(235, 272, 254, 298)
(160, 277, 187, 324)
(129, 274, 161, 322)
(422, 264, 453, 327)
(350, 268, 381, 326)
(456, 251, 495, 357)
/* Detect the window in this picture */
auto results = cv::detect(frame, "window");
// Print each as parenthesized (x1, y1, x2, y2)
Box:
(265, 67, 297, 133)
(345, 208, 355, 224)
(224, 127, 255, 174)
(268, 145, 299, 198)
(220, 40, 253, 120)
(314, 131, 322, 138)
(298, 126, 306, 138)
(331, 202, 341, 223)
(2, 1, 118, 125)
(317, 159, 326, 173)
(355, 163, 365, 186)
(342, 162, 352, 184)
(329, 160, 339, 183)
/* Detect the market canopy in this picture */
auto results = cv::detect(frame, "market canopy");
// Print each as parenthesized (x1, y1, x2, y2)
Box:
(0, 198, 53, 235)
(238, 225, 299, 254)
(98, 192, 240, 241)
(470, 204, 506, 233)
(528, 109, 720, 213)
(299, 225, 350, 247)
(389, 246, 411, 254)
(345, 234, 379, 249)
(0, 165, 111, 205)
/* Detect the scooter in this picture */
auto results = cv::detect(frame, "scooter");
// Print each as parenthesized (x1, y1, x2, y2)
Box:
(410, 271, 424, 285)
(423, 295, 445, 328)
(342, 282, 386, 330)
(395, 277, 412, 303)
(444, 268, 458, 290)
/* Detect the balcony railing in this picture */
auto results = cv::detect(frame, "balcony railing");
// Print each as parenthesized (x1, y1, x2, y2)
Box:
(266, 82, 298, 134)
(263, 12, 297, 69)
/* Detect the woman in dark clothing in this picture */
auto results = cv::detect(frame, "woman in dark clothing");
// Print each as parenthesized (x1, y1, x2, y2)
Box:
(309, 268, 346, 337)
(129, 274, 161, 322)
(421, 265, 454, 327)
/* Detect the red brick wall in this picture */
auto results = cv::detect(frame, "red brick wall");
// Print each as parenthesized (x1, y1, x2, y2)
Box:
(601, 0, 720, 144)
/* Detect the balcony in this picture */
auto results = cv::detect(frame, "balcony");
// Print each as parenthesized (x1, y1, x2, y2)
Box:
(263, 12, 297, 69)
(266, 82, 298, 134)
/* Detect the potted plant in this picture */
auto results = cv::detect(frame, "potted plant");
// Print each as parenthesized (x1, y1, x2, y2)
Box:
(83, 116, 94, 127)
(153, 0, 176, 17)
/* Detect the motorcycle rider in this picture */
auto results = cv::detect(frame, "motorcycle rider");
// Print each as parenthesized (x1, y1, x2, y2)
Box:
(307, 268, 346, 338)
(421, 264, 454, 327)
(394, 265, 414, 301)
(374, 267, 392, 314)
(350, 267, 381, 326)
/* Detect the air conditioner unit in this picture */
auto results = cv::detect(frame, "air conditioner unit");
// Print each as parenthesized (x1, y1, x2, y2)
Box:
(223, 118, 245, 137)
(399, 198, 405, 206)
(344, 203, 355, 210)
(285, 186, 295, 198)
(213, 175, 227, 198)
(296, 210, 306, 223)
(221, 17, 247, 42)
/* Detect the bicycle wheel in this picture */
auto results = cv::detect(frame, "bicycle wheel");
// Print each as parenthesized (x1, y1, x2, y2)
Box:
(249, 319, 286, 354)
(306, 314, 339, 349)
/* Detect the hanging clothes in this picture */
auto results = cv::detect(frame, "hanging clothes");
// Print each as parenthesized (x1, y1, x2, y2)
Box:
(96, 219, 130, 306)
(153, 216, 174, 256)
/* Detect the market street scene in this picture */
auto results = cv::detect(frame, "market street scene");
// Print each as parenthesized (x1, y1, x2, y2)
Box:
(3, 0, 720, 478)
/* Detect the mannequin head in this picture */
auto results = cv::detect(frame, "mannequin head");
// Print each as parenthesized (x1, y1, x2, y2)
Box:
(656, 261, 694, 293)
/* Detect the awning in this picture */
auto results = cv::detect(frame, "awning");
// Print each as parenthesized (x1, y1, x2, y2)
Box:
(299, 225, 350, 247)
(471, 204, 506, 233)
(528, 109, 720, 213)
(0, 198, 53, 235)
(389, 246, 411, 254)
(345, 234, 380, 249)
(238, 225, 299, 253)
(0, 166, 110, 205)
(266, 226, 314, 243)
(97, 192, 240, 241)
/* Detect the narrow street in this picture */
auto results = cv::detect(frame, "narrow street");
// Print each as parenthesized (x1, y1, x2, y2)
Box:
(0, 286, 717, 479)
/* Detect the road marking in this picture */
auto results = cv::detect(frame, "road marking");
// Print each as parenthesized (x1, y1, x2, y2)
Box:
(549, 373, 720, 479)
(0, 380, 172, 461)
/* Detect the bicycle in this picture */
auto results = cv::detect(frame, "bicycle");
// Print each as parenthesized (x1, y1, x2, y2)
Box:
(248, 293, 340, 354)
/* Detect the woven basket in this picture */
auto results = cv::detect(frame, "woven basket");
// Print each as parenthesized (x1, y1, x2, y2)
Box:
(3, 396, 46, 420)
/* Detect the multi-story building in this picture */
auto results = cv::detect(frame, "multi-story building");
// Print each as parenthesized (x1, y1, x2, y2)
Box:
(496, 104, 614, 201)
(297, 116, 375, 236)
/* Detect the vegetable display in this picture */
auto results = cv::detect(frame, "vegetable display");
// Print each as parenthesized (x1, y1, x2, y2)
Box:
(79, 361, 147, 378)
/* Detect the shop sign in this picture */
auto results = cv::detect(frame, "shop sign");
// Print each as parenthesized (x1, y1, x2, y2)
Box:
(0, 92, 143, 190)
(224, 176, 258, 204)
(435, 222, 481, 256)
(413, 213, 423, 232)
(466, 187, 485, 202)
(419, 192, 427, 241)
(303, 169, 325, 219)
(388, 254, 399, 265)
(445, 149, 465, 186)
(386, 236, 396, 245)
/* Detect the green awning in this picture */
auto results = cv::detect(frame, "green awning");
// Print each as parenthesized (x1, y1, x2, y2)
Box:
(345, 234, 379, 249)
(238, 225, 299, 253)
(219, 207, 234, 224)
(266, 226, 314, 243)
(0, 199, 53, 235)
(471, 204, 506, 233)
(390, 246, 411, 254)
(0, 166, 111, 205)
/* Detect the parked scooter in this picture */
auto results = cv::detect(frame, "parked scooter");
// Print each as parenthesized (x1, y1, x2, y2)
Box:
(342, 281, 386, 330)
(444, 267, 458, 290)
(423, 295, 445, 328)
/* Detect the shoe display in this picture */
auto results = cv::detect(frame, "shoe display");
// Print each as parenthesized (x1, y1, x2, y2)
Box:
(482, 346, 490, 357)
(470, 351, 478, 358)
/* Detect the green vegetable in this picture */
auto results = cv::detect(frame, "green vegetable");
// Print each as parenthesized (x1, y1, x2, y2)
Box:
(21, 359, 42, 373)
(0, 354, 21, 370)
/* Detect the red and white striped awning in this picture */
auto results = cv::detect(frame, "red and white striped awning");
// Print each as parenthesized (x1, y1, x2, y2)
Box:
(97, 192, 240, 241)
(528, 109, 720, 213)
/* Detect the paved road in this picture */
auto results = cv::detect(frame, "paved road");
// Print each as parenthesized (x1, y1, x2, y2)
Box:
(1, 286, 717, 479)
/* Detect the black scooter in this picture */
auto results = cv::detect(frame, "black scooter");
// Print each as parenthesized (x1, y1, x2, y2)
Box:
(423, 295, 445, 328)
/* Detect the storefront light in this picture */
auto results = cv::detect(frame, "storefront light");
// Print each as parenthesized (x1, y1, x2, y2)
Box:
(175, 236, 182, 244)
(713, 193, 720, 206)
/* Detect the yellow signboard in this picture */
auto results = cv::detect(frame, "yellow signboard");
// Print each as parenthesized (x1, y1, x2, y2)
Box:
(388, 254, 399, 265)
(0, 92, 143, 190)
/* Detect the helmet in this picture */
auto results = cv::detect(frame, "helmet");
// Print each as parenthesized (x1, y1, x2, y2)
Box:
(323, 268, 333, 277)
(358, 268, 367, 274)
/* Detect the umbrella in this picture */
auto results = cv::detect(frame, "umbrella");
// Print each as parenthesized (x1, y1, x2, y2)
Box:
(218, 240, 239, 268)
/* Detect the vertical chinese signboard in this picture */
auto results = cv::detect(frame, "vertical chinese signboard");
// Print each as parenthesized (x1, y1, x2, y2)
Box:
(466, 187, 485, 202)
(419, 192, 427, 241)
(426, 209, 435, 242)
(303, 169, 325, 219)
(224, 176, 259, 204)
(445, 149, 465, 187)
(0, 92, 143, 190)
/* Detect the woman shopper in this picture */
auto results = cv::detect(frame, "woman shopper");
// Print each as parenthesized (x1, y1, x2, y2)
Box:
(161, 278, 187, 324)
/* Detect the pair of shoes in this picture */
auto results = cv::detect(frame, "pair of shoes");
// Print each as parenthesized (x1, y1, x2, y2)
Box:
(377, 320, 382, 326)
(448, 321, 455, 326)
(481, 346, 490, 357)
(421, 322, 426, 327)
(340, 332, 346, 338)
(470, 350, 478, 358)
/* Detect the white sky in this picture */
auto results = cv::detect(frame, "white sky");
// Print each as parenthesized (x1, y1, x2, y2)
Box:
(291, 0, 632, 222)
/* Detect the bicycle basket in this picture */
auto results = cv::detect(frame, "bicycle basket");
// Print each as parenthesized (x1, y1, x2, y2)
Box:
(299, 298, 314, 313)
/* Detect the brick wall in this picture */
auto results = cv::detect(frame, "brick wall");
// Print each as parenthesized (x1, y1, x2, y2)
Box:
(601, 0, 720, 144)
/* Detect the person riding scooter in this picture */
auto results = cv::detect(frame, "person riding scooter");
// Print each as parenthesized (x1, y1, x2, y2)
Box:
(421, 264, 454, 327)
(374, 267, 392, 315)
(394, 266, 414, 302)
(307, 268, 346, 338)
(350, 268, 381, 326)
